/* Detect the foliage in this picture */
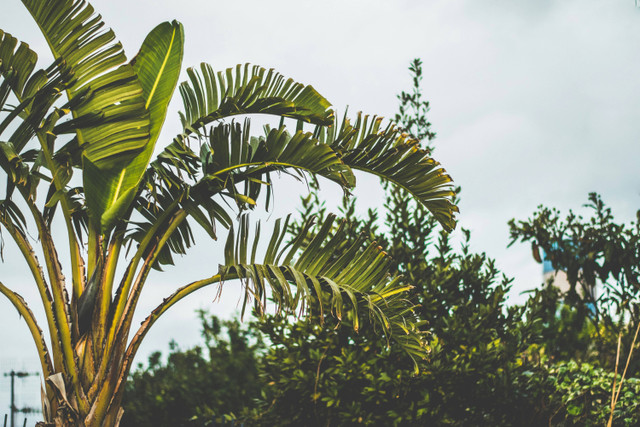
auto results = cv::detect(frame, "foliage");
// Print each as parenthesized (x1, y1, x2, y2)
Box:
(510, 193, 640, 372)
(394, 59, 436, 144)
(522, 283, 599, 364)
(510, 193, 640, 328)
(250, 196, 538, 425)
(122, 312, 264, 427)
(0, 3, 458, 426)
(246, 59, 537, 426)
(514, 361, 640, 427)
(119, 57, 640, 427)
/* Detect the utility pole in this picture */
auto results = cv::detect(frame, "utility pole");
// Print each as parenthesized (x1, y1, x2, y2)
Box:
(3, 370, 39, 427)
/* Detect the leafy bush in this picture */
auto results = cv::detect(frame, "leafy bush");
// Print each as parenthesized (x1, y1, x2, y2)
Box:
(516, 361, 640, 426)
(122, 312, 264, 427)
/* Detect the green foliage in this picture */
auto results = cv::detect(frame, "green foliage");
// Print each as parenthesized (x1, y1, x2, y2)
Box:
(250, 195, 536, 425)
(245, 59, 537, 426)
(122, 311, 264, 427)
(394, 58, 436, 144)
(510, 193, 640, 373)
(121, 59, 640, 427)
(510, 193, 640, 327)
(515, 361, 640, 426)
(252, 315, 420, 426)
(1, 3, 458, 425)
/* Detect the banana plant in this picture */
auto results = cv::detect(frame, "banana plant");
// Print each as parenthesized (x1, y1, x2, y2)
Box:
(0, 1, 458, 425)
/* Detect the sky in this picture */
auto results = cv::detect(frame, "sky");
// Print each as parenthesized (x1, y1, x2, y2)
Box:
(2, 0, 640, 419)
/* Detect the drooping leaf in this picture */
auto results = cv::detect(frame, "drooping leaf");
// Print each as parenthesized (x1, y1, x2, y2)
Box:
(219, 214, 427, 361)
(0, 29, 38, 100)
(319, 112, 458, 232)
(178, 63, 333, 135)
(192, 120, 353, 209)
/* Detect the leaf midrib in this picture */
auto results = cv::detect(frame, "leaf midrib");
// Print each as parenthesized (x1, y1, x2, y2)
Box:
(145, 27, 177, 110)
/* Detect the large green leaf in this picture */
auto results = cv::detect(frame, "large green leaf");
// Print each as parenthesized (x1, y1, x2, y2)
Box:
(178, 63, 333, 135)
(320, 112, 458, 232)
(86, 20, 184, 232)
(21, 0, 151, 167)
(20, 0, 155, 233)
(131, 21, 184, 155)
(220, 214, 427, 361)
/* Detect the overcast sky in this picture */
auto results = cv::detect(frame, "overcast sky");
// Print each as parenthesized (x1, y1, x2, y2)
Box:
(2, 0, 640, 417)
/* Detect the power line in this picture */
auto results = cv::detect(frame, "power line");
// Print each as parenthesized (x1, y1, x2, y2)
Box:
(3, 371, 39, 427)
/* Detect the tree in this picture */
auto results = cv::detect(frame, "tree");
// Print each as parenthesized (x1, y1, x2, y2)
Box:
(509, 193, 640, 372)
(0, 3, 458, 426)
(247, 59, 536, 426)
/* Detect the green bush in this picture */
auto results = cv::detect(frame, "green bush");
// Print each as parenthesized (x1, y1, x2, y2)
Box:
(518, 361, 640, 426)
(122, 312, 264, 427)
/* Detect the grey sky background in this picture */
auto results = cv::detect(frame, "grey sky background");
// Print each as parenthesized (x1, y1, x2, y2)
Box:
(2, 0, 640, 418)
